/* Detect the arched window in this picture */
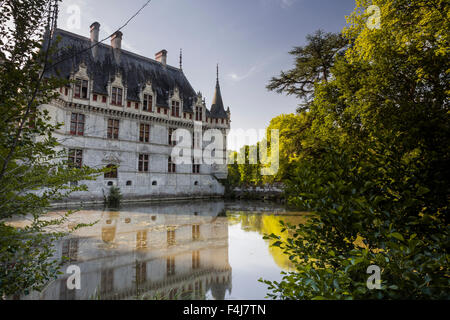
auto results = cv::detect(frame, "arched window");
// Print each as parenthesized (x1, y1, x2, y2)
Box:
(104, 164, 118, 179)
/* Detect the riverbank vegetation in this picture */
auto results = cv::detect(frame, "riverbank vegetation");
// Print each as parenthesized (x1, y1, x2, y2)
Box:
(227, 0, 449, 299)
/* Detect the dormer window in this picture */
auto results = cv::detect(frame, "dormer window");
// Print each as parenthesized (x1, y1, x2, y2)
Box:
(74, 78, 89, 99)
(111, 87, 123, 106)
(171, 101, 180, 117)
(143, 94, 153, 112)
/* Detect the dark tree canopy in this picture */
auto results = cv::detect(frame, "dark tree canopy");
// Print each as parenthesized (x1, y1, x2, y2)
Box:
(267, 30, 348, 112)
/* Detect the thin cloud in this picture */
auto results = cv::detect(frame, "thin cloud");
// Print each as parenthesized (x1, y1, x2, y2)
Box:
(227, 54, 282, 82)
(228, 65, 260, 82)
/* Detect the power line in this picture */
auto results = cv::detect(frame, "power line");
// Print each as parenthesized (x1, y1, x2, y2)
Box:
(45, 0, 152, 71)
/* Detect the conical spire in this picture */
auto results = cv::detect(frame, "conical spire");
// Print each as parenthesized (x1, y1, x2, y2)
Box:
(210, 64, 227, 118)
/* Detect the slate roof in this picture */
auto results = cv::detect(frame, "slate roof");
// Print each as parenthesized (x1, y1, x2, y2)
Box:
(45, 29, 198, 112)
(210, 79, 228, 119)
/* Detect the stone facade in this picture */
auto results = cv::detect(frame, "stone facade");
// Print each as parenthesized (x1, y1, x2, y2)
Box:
(43, 23, 231, 203)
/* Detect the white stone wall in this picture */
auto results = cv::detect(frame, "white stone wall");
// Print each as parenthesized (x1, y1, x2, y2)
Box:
(43, 100, 227, 202)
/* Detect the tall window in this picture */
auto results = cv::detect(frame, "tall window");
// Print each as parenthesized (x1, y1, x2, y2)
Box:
(192, 224, 200, 240)
(138, 154, 149, 172)
(62, 239, 79, 262)
(70, 113, 85, 136)
(139, 124, 150, 143)
(74, 79, 88, 99)
(168, 128, 176, 146)
(111, 87, 123, 106)
(168, 156, 176, 173)
(101, 269, 114, 295)
(107, 119, 119, 139)
(192, 132, 201, 149)
(194, 280, 202, 298)
(195, 106, 203, 121)
(143, 94, 153, 112)
(192, 250, 200, 269)
(192, 158, 200, 174)
(167, 228, 176, 246)
(166, 256, 175, 276)
(171, 101, 180, 117)
(68, 149, 83, 168)
(136, 231, 147, 249)
(104, 164, 118, 179)
(135, 261, 146, 284)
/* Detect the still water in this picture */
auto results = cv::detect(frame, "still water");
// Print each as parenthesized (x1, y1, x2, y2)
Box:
(20, 200, 307, 300)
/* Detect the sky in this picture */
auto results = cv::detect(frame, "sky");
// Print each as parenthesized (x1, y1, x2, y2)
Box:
(58, 0, 357, 150)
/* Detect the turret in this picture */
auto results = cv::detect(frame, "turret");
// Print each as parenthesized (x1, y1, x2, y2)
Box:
(210, 64, 228, 120)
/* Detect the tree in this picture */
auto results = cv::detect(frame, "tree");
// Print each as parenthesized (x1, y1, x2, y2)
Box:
(267, 30, 348, 112)
(262, 0, 449, 299)
(226, 151, 241, 188)
(238, 145, 255, 187)
(265, 113, 311, 182)
(106, 186, 123, 209)
(0, 0, 101, 297)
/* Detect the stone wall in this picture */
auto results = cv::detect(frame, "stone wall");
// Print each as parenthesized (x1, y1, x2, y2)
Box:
(43, 102, 226, 204)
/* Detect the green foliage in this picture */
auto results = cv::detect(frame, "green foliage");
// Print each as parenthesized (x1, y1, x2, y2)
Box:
(261, 0, 449, 299)
(265, 113, 311, 182)
(0, 0, 102, 297)
(263, 140, 449, 299)
(226, 144, 264, 188)
(106, 186, 123, 208)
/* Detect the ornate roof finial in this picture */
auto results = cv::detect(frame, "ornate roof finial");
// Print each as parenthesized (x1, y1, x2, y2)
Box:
(179, 48, 183, 71)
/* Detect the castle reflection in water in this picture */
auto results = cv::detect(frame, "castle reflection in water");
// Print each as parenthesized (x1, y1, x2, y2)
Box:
(23, 201, 232, 300)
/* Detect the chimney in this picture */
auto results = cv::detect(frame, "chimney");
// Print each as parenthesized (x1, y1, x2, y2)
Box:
(111, 31, 123, 64)
(155, 50, 167, 66)
(90, 22, 100, 59)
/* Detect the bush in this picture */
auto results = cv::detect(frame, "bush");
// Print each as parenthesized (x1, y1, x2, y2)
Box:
(106, 186, 122, 208)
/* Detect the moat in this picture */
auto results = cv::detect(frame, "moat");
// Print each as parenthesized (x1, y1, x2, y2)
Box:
(18, 200, 307, 300)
